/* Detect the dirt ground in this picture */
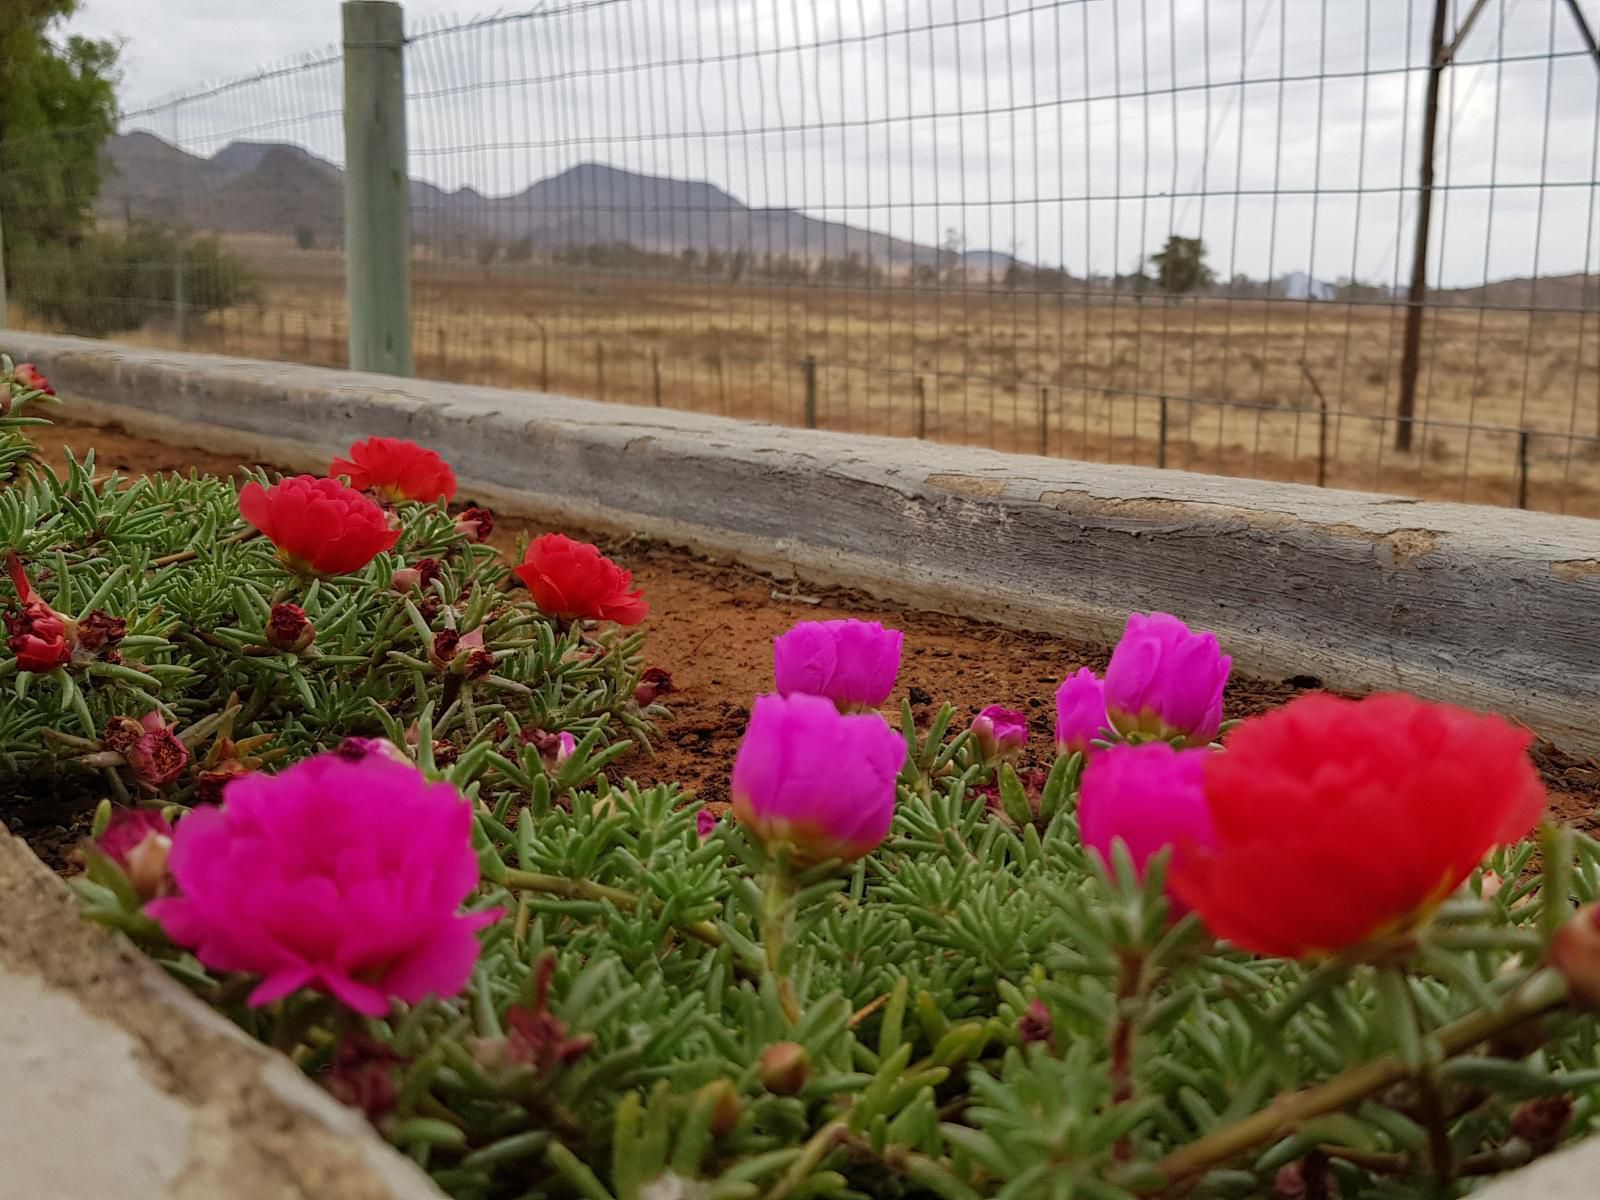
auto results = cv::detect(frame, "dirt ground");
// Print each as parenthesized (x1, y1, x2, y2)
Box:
(15, 416, 1600, 861)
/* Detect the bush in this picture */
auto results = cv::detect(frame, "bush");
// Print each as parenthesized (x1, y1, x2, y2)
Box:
(5, 380, 1600, 1200)
(10, 221, 259, 336)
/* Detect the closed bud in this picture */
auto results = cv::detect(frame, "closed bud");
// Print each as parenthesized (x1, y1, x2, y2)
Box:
(455, 506, 494, 542)
(1550, 903, 1600, 1009)
(1018, 998, 1054, 1048)
(124, 831, 173, 901)
(1512, 1095, 1573, 1156)
(266, 603, 314, 652)
(701, 1079, 742, 1137)
(390, 566, 423, 593)
(757, 1041, 811, 1095)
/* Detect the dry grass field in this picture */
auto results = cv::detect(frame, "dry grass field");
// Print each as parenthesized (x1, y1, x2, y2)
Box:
(16, 232, 1600, 517)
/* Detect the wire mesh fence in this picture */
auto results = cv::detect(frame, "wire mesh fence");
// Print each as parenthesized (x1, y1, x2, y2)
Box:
(5, 0, 1600, 517)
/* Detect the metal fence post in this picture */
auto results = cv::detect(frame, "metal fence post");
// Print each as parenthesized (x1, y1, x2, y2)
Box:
(802, 355, 818, 429)
(342, 1, 413, 376)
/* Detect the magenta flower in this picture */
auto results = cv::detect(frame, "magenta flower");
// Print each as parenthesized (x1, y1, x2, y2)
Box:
(97, 808, 175, 901)
(148, 753, 500, 1015)
(1055, 668, 1109, 755)
(731, 692, 907, 866)
(1078, 741, 1217, 902)
(971, 705, 1028, 763)
(772, 619, 903, 712)
(696, 809, 719, 839)
(1103, 613, 1231, 747)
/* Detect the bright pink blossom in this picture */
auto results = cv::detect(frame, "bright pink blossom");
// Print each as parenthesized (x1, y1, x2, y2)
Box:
(1103, 613, 1231, 747)
(149, 753, 500, 1015)
(696, 809, 719, 839)
(1055, 668, 1108, 754)
(772, 619, 903, 712)
(1079, 741, 1217, 902)
(971, 705, 1028, 763)
(731, 692, 906, 866)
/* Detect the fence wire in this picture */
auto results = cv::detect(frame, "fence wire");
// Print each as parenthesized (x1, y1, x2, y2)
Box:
(6, 0, 1600, 517)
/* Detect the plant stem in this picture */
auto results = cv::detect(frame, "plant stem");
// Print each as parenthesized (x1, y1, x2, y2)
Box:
(1143, 967, 1569, 1191)
(503, 867, 724, 950)
(762, 869, 803, 1025)
(768, 1118, 848, 1200)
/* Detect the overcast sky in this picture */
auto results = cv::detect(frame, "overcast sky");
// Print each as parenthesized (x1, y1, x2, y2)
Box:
(65, 0, 1600, 287)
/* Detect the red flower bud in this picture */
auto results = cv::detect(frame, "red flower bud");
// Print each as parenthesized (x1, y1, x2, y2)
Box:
(757, 1042, 811, 1095)
(634, 666, 676, 706)
(14, 363, 53, 396)
(103, 716, 146, 755)
(323, 1033, 406, 1123)
(430, 628, 460, 669)
(1512, 1095, 1573, 1156)
(454, 506, 494, 543)
(702, 1079, 742, 1137)
(1018, 999, 1055, 1049)
(195, 760, 251, 806)
(1551, 903, 1600, 1009)
(463, 649, 495, 681)
(7, 602, 71, 672)
(266, 603, 315, 652)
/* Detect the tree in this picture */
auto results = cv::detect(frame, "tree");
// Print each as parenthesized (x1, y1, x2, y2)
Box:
(0, 2, 120, 274)
(1149, 235, 1212, 295)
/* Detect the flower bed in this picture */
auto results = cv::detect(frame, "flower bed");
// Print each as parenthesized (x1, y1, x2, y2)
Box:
(8, 358, 1600, 1200)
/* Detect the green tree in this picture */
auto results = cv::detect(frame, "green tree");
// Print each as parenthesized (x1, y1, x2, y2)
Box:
(1148, 235, 1212, 294)
(0, 2, 120, 273)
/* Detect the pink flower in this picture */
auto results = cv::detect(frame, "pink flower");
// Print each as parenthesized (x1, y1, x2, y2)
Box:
(731, 692, 906, 866)
(148, 753, 501, 1016)
(971, 705, 1028, 763)
(696, 809, 719, 839)
(1103, 613, 1231, 747)
(1055, 668, 1109, 755)
(1079, 741, 1217, 903)
(772, 619, 903, 712)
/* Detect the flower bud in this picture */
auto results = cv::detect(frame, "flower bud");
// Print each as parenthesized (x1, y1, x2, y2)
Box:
(76, 610, 127, 653)
(701, 1079, 742, 1137)
(1055, 668, 1108, 755)
(266, 602, 315, 653)
(1512, 1095, 1573, 1156)
(127, 713, 190, 789)
(634, 666, 676, 706)
(96, 808, 175, 901)
(390, 566, 422, 593)
(195, 760, 250, 806)
(1017, 999, 1054, 1048)
(336, 737, 409, 764)
(696, 809, 718, 839)
(14, 363, 53, 395)
(430, 628, 460, 669)
(103, 715, 146, 756)
(455, 506, 494, 542)
(1551, 903, 1600, 1009)
(757, 1041, 811, 1095)
(971, 704, 1028, 764)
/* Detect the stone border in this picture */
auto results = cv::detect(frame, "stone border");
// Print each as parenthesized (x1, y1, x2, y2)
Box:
(0, 825, 443, 1200)
(6, 331, 1599, 753)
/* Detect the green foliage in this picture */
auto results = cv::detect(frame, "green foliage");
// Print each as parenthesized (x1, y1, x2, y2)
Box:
(0, 2, 119, 266)
(12, 221, 259, 336)
(0, 446, 649, 810)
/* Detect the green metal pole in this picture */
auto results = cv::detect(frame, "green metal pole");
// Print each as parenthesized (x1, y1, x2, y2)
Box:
(0, 203, 9, 329)
(342, 1, 412, 375)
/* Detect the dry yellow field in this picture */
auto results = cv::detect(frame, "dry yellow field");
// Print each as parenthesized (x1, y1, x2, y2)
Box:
(22, 233, 1600, 518)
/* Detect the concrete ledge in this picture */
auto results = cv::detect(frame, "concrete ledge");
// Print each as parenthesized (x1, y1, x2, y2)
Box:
(6, 331, 1599, 752)
(0, 826, 443, 1199)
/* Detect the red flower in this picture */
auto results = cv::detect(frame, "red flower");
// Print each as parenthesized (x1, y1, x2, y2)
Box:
(512, 534, 648, 625)
(238, 476, 400, 576)
(14, 363, 53, 395)
(127, 712, 190, 789)
(266, 602, 315, 652)
(1171, 693, 1546, 959)
(5, 553, 71, 673)
(331, 436, 457, 505)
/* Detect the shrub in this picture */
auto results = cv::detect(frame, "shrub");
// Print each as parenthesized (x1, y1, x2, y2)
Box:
(10, 221, 259, 336)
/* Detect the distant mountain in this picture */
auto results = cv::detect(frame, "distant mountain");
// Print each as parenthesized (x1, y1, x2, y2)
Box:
(96, 131, 1016, 274)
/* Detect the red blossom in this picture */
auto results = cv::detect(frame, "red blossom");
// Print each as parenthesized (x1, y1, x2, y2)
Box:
(331, 436, 457, 505)
(1171, 693, 1546, 959)
(238, 475, 400, 576)
(5, 554, 71, 672)
(512, 533, 648, 625)
(76, 610, 127, 653)
(127, 712, 191, 789)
